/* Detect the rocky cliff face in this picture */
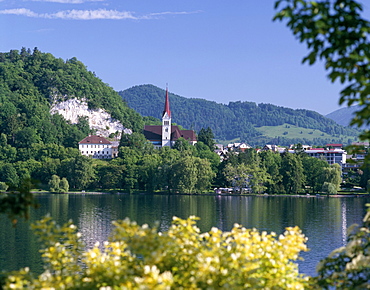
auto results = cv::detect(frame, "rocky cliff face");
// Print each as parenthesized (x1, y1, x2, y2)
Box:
(50, 98, 132, 137)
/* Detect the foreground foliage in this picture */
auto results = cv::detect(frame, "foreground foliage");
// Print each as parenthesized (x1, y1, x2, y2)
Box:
(3, 216, 309, 289)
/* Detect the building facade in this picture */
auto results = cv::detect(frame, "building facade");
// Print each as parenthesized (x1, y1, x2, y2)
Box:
(79, 135, 113, 159)
(304, 148, 347, 165)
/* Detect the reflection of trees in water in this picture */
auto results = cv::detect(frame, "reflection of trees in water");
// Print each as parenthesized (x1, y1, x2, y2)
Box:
(78, 205, 116, 250)
(341, 201, 347, 246)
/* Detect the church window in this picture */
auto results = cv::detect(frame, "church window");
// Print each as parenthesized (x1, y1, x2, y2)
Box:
(164, 121, 169, 125)
(165, 128, 168, 132)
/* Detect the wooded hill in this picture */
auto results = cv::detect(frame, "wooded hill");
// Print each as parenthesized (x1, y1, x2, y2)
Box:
(119, 84, 360, 146)
(0, 48, 143, 149)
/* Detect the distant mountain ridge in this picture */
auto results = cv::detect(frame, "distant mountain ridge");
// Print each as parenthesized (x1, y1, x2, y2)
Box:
(119, 84, 360, 146)
(325, 105, 365, 127)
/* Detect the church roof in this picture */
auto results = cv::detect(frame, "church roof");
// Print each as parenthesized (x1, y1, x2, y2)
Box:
(143, 125, 196, 142)
(79, 135, 112, 144)
(162, 87, 171, 118)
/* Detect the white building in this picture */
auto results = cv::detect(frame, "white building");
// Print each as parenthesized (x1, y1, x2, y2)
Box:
(305, 148, 346, 165)
(79, 135, 113, 159)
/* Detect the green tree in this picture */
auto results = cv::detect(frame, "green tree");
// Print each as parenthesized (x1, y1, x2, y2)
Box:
(157, 147, 180, 193)
(48, 175, 60, 192)
(0, 182, 8, 191)
(193, 157, 216, 193)
(0, 163, 19, 188)
(59, 177, 69, 193)
(195, 141, 220, 172)
(0, 133, 7, 146)
(321, 182, 337, 194)
(173, 137, 192, 153)
(137, 154, 161, 192)
(59, 155, 95, 190)
(260, 150, 283, 194)
(171, 155, 198, 193)
(14, 128, 40, 149)
(117, 147, 140, 193)
(223, 163, 270, 194)
(34, 157, 60, 184)
(238, 148, 260, 166)
(302, 157, 329, 193)
(119, 132, 153, 154)
(197, 127, 216, 150)
(96, 163, 124, 190)
(280, 153, 304, 194)
(323, 163, 342, 192)
(0, 143, 17, 163)
(223, 163, 250, 193)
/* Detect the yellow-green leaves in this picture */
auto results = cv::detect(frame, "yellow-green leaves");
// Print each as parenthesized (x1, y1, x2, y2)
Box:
(3, 215, 310, 289)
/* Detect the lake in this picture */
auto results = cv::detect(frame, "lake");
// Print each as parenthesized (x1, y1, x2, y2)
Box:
(1, 193, 369, 277)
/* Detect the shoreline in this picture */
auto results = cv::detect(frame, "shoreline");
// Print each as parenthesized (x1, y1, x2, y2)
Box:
(32, 191, 370, 198)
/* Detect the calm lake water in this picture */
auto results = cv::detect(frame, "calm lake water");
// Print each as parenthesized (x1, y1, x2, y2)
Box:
(1, 193, 369, 277)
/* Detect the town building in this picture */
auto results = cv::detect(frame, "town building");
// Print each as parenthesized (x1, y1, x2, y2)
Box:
(79, 135, 113, 159)
(304, 148, 346, 165)
(262, 143, 347, 166)
(143, 87, 197, 149)
(262, 144, 287, 153)
(227, 142, 251, 152)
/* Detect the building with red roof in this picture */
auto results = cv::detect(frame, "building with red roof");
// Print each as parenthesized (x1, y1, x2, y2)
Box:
(143, 87, 197, 149)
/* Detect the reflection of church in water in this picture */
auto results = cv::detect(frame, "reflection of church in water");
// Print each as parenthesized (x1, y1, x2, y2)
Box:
(143, 87, 197, 149)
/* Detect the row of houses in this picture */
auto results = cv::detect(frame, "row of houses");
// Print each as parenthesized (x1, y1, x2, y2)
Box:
(216, 142, 368, 169)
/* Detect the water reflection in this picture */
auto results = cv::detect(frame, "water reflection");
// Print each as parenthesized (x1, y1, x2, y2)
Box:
(0, 194, 369, 277)
(341, 200, 347, 245)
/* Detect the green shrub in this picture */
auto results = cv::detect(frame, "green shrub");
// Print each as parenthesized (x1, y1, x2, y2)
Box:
(3, 216, 309, 289)
(0, 182, 8, 191)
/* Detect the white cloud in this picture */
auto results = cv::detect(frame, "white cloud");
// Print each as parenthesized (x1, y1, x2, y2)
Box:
(0, 8, 39, 17)
(149, 11, 202, 17)
(0, 8, 202, 20)
(50, 9, 137, 20)
(0, 8, 137, 20)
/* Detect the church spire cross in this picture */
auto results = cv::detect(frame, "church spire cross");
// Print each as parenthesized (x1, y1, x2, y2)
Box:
(163, 85, 171, 118)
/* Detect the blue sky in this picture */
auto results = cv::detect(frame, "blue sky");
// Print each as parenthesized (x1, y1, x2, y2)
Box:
(1, 0, 369, 115)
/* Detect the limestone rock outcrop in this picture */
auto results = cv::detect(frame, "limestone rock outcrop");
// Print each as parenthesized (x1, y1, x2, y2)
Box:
(50, 98, 132, 137)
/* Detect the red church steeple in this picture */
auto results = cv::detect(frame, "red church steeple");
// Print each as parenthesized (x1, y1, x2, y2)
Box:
(162, 86, 171, 118)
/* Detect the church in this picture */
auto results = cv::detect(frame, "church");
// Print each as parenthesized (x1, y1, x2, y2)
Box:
(143, 87, 197, 149)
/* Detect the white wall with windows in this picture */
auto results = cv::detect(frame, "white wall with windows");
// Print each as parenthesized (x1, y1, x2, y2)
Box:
(79, 143, 112, 159)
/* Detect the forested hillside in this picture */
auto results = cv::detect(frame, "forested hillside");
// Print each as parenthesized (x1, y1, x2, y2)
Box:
(0, 48, 143, 149)
(119, 84, 360, 146)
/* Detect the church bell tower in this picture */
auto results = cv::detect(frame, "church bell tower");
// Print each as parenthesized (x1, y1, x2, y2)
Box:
(162, 86, 171, 147)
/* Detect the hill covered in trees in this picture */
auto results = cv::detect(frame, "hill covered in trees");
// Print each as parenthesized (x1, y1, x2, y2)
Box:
(119, 84, 360, 146)
(0, 48, 143, 149)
